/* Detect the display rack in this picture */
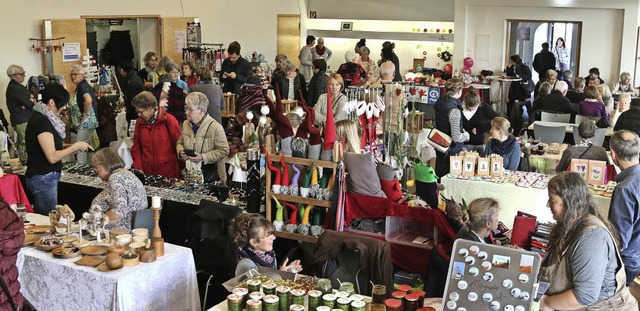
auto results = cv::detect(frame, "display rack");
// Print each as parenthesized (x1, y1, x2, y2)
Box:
(264, 137, 339, 243)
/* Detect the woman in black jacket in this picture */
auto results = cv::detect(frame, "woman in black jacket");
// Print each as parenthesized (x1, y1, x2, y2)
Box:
(272, 59, 306, 101)
(462, 86, 497, 155)
(306, 59, 328, 107)
(5, 64, 34, 161)
(506, 54, 533, 114)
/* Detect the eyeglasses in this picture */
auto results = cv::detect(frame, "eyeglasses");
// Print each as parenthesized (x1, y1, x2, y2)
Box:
(136, 108, 149, 114)
(15, 72, 26, 77)
(185, 106, 200, 112)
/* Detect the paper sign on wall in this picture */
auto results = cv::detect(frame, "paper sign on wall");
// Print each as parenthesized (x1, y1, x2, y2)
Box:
(62, 42, 80, 62)
(175, 31, 187, 53)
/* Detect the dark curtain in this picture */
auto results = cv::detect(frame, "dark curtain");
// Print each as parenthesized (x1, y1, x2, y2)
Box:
(102, 30, 134, 66)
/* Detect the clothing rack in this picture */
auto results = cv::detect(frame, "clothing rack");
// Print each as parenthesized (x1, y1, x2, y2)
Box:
(183, 43, 225, 77)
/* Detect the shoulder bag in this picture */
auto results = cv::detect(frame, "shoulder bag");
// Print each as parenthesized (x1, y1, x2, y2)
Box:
(426, 128, 452, 153)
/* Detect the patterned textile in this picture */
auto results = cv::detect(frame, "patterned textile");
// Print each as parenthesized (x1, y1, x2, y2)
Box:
(91, 169, 148, 231)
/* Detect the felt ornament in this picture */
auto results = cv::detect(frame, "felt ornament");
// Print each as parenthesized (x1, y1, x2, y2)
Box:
(297, 204, 305, 223)
(280, 155, 290, 187)
(311, 166, 319, 185)
(300, 162, 314, 189)
(312, 207, 324, 226)
(319, 173, 330, 189)
(292, 164, 302, 188)
(265, 91, 293, 139)
(284, 201, 298, 224)
(272, 196, 285, 231)
(301, 104, 322, 160)
(357, 101, 368, 148)
(266, 153, 281, 185)
(322, 85, 336, 151)
(302, 204, 313, 225)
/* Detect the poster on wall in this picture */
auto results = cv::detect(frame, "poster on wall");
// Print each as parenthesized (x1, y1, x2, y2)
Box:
(187, 22, 201, 45)
(62, 42, 80, 62)
(175, 31, 187, 53)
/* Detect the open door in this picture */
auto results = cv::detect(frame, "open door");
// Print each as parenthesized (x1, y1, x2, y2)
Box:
(44, 19, 87, 94)
(160, 17, 194, 63)
(277, 15, 301, 67)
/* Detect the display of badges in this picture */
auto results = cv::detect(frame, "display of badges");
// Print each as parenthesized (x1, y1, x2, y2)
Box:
(442, 240, 542, 311)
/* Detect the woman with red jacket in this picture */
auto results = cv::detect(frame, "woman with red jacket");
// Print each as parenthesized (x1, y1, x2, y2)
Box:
(0, 196, 25, 310)
(130, 91, 181, 178)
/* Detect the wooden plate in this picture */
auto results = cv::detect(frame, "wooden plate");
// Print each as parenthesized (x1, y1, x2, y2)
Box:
(26, 225, 54, 235)
(74, 255, 105, 267)
(23, 234, 40, 247)
(97, 262, 123, 272)
(34, 239, 64, 252)
(52, 247, 80, 259)
(80, 245, 108, 256)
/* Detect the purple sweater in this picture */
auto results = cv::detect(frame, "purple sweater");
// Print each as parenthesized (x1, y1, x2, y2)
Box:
(578, 100, 606, 117)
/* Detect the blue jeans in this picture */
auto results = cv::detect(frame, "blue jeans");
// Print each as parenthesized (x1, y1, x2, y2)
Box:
(27, 171, 60, 215)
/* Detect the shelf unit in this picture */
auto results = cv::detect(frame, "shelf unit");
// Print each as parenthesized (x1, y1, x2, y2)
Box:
(265, 137, 339, 242)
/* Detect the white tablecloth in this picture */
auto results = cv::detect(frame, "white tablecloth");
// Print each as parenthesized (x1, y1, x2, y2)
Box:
(17, 242, 201, 311)
(441, 177, 611, 228)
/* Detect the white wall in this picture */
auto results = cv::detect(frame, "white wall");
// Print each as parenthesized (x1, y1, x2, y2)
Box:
(0, 0, 305, 115)
(308, 0, 454, 22)
(454, 0, 638, 85)
(138, 18, 158, 69)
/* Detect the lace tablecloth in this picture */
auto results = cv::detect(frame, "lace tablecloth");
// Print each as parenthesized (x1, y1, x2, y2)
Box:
(17, 243, 201, 311)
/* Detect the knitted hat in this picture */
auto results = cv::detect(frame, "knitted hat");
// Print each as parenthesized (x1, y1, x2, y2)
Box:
(237, 84, 265, 112)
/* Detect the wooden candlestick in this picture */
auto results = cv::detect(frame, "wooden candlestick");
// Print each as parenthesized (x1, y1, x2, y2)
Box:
(152, 207, 162, 239)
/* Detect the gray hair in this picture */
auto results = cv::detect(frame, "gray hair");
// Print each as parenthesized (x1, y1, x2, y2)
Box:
(466, 198, 500, 232)
(185, 92, 210, 111)
(380, 61, 395, 79)
(70, 64, 84, 75)
(619, 92, 632, 102)
(538, 82, 553, 96)
(563, 70, 573, 81)
(610, 130, 640, 162)
(554, 80, 568, 92)
(282, 59, 296, 73)
(620, 72, 631, 80)
(6, 64, 24, 78)
(345, 50, 358, 63)
(359, 46, 370, 55)
(577, 120, 596, 139)
(165, 62, 181, 73)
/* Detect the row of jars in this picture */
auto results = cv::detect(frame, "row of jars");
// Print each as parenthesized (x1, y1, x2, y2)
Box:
(228, 285, 366, 311)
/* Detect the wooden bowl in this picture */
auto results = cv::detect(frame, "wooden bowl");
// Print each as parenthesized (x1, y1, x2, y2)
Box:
(52, 246, 80, 259)
(80, 245, 108, 256)
(35, 238, 64, 252)
(23, 234, 40, 247)
(26, 225, 54, 235)
(131, 228, 148, 237)
(107, 245, 125, 255)
(105, 253, 123, 270)
(121, 253, 139, 267)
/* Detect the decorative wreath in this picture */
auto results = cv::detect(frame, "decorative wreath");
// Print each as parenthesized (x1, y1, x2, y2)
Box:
(439, 51, 453, 62)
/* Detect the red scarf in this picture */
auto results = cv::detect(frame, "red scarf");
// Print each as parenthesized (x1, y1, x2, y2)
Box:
(315, 45, 326, 56)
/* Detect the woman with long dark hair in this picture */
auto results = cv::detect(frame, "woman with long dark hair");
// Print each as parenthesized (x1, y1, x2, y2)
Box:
(538, 173, 637, 310)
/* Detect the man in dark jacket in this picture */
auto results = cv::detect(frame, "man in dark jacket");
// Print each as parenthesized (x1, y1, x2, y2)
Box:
(118, 59, 145, 123)
(220, 44, 253, 95)
(534, 81, 577, 120)
(306, 59, 328, 107)
(566, 77, 587, 103)
(614, 98, 640, 135)
(532, 43, 556, 80)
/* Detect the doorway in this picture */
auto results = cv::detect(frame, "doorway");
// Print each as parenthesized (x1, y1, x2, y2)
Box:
(277, 14, 301, 67)
(506, 20, 582, 85)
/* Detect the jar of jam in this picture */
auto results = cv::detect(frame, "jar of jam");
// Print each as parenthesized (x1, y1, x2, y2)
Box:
(404, 294, 419, 311)
(307, 290, 323, 311)
(316, 278, 333, 295)
(391, 291, 406, 300)
(247, 299, 263, 311)
(232, 287, 249, 308)
(316, 306, 331, 311)
(322, 294, 337, 309)
(336, 297, 352, 311)
(339, 282, 355, 295)
(396, 285, 412, 293)
(227, 294, 243, 311)
(290, 304, 305, 311)
(276, 286, 291, 311)
(263, 282, 278, 295)
(385, 298, 403, 311)
(334, 291, 349, 300)
(263, 295, 280, 311)
(351, 300, 366, 311)
(247, 278, 262, 294)
(290, 289, 306, 306)
(250, 292, 265, 301)
(349, 294, 364, 302)
(408, 291, 425, 308)
(371, 285, 387, 304)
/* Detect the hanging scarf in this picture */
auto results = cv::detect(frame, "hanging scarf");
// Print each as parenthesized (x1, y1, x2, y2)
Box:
(237, 245, 277, 269)
(315, 45, 326, 56)
(34, 103, 66, 139)
(490, 134, 516, 156)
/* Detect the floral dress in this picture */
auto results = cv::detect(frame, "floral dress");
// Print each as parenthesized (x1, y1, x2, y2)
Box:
(91, 169, 148, 231)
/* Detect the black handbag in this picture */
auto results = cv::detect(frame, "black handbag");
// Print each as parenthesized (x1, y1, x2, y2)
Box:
(596, 116, 610, 128)
(202, 163, 219, 183)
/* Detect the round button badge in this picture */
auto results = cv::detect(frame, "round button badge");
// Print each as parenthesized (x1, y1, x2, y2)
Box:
(449, 292, 460, 302)
(457, 280, 468, 290)
(467, 292, 478, 302)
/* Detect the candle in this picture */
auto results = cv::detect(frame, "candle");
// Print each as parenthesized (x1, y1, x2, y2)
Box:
(78, 220, 83, 242)
(151, 196, 161, 208)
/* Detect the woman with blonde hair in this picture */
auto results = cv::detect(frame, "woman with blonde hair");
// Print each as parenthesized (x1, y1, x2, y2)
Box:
(314, 73, 348, 125)
(91, 148, 147, 231)
(456, 198, 501, 243)
(485, 117, 520, 170)
(336, 119, 361, 158)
